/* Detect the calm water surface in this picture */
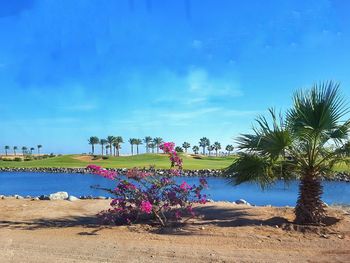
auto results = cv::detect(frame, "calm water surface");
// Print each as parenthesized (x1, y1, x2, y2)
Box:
(0, 172, 349, 206)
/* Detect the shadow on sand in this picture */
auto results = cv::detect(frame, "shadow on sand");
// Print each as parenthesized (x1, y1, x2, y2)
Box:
(0, 205, 340, 236)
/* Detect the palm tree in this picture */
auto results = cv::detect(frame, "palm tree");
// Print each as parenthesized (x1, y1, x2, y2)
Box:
(106, 136, 115, 156)
(105, 145, 110, 155)
(226, 145, 234, 155)
(149, 142, 156, 153)
(114, 136, 124, 156)
(4, 146, 9, 156)
(199, 137, 210, 155)
(153, 137, 163, 153)
(182, 142, 191, 153)
(88, 136, 100, 155)
(37, 145, 42, 155)
(213, 142, 221, 156)
(143, 136, 153, 153)
(21, 146, 27, 155)
(129, 138, 136, 155)
(192, 145, 199, 154)
(225, 82, 350, 225)
(100, 139, 108, 156)
(207, 145, 214, 156)
(30, 147, 35, 154)
(135, 139, 142, 155)
(13, 146, 18, 156)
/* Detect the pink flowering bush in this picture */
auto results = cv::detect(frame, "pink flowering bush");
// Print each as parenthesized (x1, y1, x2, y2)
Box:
(87, 142, 208, 227)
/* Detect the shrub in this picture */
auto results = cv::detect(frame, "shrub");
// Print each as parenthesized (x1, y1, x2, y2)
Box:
(92, 155, 100, 160)
(102, 156, 109, 160)
(14, 157, 22, 162)
(175, 146, 184, 152)
(88, 142, 208, 227)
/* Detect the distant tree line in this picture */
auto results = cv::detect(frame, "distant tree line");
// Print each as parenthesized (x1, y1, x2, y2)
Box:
(87, 136, 234, 156)
(1, 145, 42, 156)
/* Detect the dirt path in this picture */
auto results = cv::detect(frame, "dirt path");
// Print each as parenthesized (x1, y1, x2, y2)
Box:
(0, 199, 349, 262)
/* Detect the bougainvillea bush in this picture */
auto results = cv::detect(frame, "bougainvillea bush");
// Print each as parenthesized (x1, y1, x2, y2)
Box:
(87, 142, 208, 227)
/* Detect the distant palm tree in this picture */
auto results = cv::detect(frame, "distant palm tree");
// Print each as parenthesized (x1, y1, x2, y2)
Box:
(199, 137, 210, 155)
(30, 147, 35, 154)
(100, 139, 108, 156)
(105, 145, 110, 155)
(135, 139, 142, 155)
(182, 142, 191, 153)
(192, 145, 199, 154)
(129, 138, 136, 155)
(112, 142, 117, 156)
(21, 146, 27, 155)
(143, 136, 153, 153)
(114, 136, 124, 156)
(88, 136, 100, 155)
(153, 137, 163, 153)
(226, 145, 234, 155)
(37, 145, 42, 155)
(213, 142, 221, 156)
(207, 145, 214, 156)
(225, 82, 350, 225)
(13, 146, 18, 156)
(149, 142, 156, 153)
(5, 145, 10, 156)
(106, 136, 116, 156)
(4, 146, 9, 156)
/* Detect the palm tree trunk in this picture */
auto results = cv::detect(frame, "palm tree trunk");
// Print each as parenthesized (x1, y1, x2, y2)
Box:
(101, 145, 104, 156)
(137, 145, 139, 155)
(5, 150, 7, 156)
(157, 145, 159, 154)
(117, 145, 120, 156)
(92, 145, 94, 155)
(202, 147, 205, 155)
(295, 175, 326, 225)
(14, 150, 16, 156)
(216, 150, 218, 156)
(131, 145, 133, 155)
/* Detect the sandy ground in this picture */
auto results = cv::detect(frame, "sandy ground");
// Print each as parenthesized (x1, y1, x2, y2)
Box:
(0, 199, 349, 263)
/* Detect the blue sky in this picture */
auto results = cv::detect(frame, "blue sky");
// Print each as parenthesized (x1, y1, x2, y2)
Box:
(1, 0, 350, 154)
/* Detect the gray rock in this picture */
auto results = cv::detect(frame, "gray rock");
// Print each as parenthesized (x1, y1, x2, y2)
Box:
(31, 197, 40, 201)
(49, 191, 68, 200)
(15, 195, 24, 199)
(68, 195, 79, 201)
(235, 199, 251, 206)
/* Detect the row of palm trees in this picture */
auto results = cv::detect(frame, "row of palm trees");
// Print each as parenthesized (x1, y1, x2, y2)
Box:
(191, 138, 234, 156)
(88, 136, 165, 156)
(2, 145, 42, 156)
(88, 136, 234, 156)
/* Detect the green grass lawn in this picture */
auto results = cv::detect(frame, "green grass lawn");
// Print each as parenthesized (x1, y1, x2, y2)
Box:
(0, 154, 237, 170)
(1, 154, 349, 171)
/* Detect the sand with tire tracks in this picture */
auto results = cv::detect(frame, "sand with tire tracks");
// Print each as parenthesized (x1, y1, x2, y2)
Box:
(0, 199, 349, 262)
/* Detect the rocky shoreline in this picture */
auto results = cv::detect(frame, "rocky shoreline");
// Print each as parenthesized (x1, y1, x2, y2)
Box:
(0, 167, 349, 182)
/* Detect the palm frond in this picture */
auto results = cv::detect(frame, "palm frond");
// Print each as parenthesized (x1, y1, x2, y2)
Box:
(224, 153, 279, 189)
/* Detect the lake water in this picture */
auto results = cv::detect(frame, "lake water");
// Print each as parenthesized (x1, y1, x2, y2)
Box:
(0, 172, 349, 206)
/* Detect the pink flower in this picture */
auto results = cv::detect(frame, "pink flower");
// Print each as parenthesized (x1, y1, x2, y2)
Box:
(169, 169, 180, 176)
(180, 182, 191, 191)
(87, 165, 117, 180)
(140, 201, 153, 214)
(127, 168, 151, 179)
